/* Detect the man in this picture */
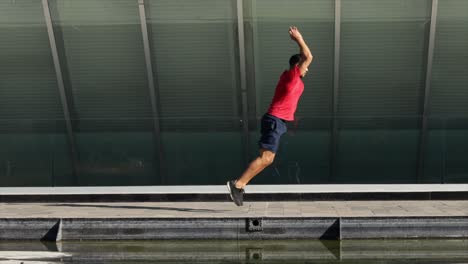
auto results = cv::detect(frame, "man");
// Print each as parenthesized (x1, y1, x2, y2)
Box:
(227, 26, 313, 206)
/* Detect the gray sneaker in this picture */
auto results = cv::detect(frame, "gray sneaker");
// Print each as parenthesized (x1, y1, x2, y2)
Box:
(227, 180, 244, 206)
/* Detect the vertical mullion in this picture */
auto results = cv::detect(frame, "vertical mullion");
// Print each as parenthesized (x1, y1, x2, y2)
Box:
(236, 0, 250, 166)
(42, 0, 79, 185)
(417, 0, 439, 183)
(138, 0, 164, 184)
(330, 0, 341, 183)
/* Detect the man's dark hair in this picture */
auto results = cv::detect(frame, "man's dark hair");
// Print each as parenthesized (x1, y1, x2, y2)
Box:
(289, 54, 302, 68)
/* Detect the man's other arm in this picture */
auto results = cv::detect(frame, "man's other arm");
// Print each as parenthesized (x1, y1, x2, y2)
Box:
(289, 26, 313, 77)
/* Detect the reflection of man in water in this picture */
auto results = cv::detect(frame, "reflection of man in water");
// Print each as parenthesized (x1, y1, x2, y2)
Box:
(227, 26, 313, 206)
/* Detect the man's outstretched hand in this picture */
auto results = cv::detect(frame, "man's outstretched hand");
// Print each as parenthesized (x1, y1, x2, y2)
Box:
(289, 26, 303, 42)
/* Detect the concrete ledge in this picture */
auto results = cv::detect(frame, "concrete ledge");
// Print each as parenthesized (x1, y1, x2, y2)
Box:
(341, 217, 468, 239)
(0, 219, 60, 241)
(1, 184, 468, 202)
(1, 217, 467, 241)
(63, 217, 340, 240)
(2, 184, 468, 194)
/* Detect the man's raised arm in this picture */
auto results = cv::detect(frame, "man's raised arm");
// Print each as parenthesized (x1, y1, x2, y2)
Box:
(289, 26, 313, 77)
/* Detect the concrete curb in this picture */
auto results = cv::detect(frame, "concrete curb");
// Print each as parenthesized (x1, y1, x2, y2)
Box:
(1, 216, 467, 241)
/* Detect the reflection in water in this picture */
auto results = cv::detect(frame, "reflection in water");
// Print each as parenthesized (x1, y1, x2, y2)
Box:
(0, 240, 467, 263)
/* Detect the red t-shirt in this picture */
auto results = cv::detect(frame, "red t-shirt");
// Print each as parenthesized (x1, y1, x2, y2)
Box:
(267, 65, 304, 121)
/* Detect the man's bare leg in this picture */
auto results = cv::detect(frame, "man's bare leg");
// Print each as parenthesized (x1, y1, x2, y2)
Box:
(235, 149, 276, 189)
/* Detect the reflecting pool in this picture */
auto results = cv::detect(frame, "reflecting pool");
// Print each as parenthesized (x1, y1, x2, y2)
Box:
(1, 239, 468, 263)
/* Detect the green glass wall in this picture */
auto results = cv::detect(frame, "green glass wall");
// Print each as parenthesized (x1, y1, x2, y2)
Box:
(425, 0, 468, 183)
(336, 0, 431, 183)
(0, 0, 70, 186)
(146, 0, 244, 184)
(1, 0, 467, 186)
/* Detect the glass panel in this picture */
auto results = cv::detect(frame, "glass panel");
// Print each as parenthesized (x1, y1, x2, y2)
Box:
(147, 0, 244, 184)
(0, 0, 71, 187)
(426, 0, 468, 183)
(48, 0, 156, 185)
(336, 0, 432, 183)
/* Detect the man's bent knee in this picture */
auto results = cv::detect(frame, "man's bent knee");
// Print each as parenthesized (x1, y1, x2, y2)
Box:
(259, 149, 275, 167)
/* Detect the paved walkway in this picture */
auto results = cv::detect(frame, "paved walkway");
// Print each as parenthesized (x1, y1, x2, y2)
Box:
(1, 200, 468, 218)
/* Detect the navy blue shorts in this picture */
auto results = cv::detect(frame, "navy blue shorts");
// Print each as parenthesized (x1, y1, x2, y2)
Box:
(258, 113, 287, 153)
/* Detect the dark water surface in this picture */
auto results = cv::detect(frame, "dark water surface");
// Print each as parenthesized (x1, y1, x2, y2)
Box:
(0, 239, 467, 263)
